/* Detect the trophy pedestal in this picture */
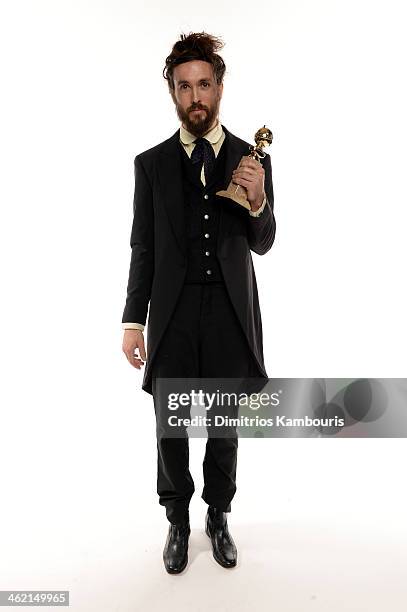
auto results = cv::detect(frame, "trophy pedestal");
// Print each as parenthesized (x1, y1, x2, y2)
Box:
(216, 180, 252, 211)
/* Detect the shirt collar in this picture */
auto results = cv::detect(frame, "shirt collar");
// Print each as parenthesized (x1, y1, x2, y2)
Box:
(179, 118, 223, 145)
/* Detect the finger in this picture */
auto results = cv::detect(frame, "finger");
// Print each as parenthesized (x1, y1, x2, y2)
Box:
(233, 163, 262, 176)
(237, 163, 263, 176)
(133, 347, 145, 366)
(239, 157, 263, 170)
(232, 169, 257, 181)
(232, 173, 258, 187)
(124, 349, 144, 369)
(131, 355, 144, 369)
(232, 176, 253, 188)
(139, 340, 147, 361)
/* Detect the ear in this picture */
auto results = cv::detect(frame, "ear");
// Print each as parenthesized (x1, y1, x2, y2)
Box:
(218, 81, 224, 99)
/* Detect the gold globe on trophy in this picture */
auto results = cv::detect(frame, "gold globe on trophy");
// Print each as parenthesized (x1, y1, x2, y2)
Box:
(217, 125, 273, 210)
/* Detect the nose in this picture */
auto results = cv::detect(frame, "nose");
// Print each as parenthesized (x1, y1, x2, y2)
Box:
(191, 86, 201, 104)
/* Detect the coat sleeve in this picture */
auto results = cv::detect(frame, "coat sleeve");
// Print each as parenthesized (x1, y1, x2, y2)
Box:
(246, 152, 276, 256)
(121, 155, 154, 325)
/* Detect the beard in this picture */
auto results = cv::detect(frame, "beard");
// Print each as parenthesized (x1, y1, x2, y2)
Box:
(173, 94, 221, 138)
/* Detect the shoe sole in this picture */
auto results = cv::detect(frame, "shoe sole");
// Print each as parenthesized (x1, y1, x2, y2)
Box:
(205, 523, 237, 568)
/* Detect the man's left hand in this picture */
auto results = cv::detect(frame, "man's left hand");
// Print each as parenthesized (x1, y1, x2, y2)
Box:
(231, 155, 265, 211)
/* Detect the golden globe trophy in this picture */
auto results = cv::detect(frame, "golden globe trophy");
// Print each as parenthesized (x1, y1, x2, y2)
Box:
(217, 125, 273, 210)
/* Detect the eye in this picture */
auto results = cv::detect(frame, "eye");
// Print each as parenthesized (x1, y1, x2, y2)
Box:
(201, 82, 209, 87)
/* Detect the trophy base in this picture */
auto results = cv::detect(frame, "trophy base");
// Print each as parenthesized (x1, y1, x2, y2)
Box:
(216, 180, 252, 211)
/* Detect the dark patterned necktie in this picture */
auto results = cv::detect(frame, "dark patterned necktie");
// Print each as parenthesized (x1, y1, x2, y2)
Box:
(190, 137, 216, 184)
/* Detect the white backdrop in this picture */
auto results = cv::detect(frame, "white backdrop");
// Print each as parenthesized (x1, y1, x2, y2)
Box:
(1, 1, 406, 610)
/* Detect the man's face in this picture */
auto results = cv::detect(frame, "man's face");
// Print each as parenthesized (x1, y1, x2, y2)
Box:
(170, 60, 223, 137)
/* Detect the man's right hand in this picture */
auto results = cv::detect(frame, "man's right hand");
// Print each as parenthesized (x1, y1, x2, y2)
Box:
(122, 329, 146, 369)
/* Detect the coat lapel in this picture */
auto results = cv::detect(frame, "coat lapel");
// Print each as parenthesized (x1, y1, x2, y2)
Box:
(157, 124, 247, 257)
(157, 131, 186, 255)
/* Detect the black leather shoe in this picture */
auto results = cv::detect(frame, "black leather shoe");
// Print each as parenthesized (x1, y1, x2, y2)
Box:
(205, 506, 237, 568)
(163, 521, 190, 574)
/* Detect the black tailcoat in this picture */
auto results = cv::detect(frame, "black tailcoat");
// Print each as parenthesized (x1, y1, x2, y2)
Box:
(122, 124, 276, 394)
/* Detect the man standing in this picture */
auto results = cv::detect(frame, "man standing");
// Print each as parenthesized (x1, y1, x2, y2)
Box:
(122, 32, 276, 573)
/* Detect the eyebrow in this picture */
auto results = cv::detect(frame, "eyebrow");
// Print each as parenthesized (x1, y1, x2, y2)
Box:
(177, 78, 211, 86)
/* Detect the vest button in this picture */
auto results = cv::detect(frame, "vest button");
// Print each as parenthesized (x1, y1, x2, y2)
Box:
(205, 251, 210, 256)
(206, 269, 212, 275)
(204, 214, 209, 220)
(204, 194, 209, 200)
(204, 233, 210, 239)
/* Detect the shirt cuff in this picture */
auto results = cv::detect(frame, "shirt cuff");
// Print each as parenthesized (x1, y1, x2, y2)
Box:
(248, 193, 267, 217)
(122, 322, 145, 331)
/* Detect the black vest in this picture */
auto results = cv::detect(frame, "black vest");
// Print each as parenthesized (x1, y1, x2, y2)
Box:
(179, 139, 226, 284)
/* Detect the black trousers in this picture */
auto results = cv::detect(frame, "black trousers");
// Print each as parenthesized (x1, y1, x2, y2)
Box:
(151, 281, 260, 525)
